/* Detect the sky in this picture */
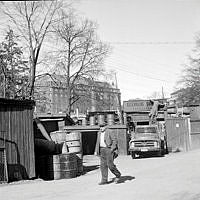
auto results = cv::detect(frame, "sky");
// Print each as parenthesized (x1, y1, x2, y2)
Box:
(73, 0, 200, 101)
(0, 0, 200, 102)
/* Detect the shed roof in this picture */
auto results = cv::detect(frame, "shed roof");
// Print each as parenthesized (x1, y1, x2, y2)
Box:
(0, 98, 35, 106)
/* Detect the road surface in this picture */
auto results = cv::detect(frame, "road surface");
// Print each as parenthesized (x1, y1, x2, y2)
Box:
(1, 149, 200, 200)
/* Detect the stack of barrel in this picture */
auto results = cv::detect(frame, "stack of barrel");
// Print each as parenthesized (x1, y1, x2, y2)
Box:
(49, 131, 83, 180)
(89, 113, 115, 126)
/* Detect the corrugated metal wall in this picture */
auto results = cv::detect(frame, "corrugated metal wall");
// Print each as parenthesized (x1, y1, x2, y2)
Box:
(190, 120, 200, 150)
(189, 106, 200, 150)
(165, 118, 191, 152)
(0, 98, 35, 182)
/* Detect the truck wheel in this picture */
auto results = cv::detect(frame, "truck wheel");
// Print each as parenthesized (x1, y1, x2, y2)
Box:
(161, 141, 165, 155)
(157, 150, 162, 157)
(165, 142, 169, 154)
(131, 152, 136, 159)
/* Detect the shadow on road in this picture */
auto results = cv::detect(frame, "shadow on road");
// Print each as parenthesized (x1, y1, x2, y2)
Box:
(113, 175, 135, 184)
(82, 165, 99, 174)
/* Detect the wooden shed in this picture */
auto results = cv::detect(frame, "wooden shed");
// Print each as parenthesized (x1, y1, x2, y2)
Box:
(63, 124, 128, 155)
(0, 98, 35, 182)
(34, 113, 75, 140)
(165, 117, 191, 152)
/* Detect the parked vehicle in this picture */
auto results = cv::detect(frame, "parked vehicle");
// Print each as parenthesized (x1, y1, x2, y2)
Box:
(129, 124, 168, 158)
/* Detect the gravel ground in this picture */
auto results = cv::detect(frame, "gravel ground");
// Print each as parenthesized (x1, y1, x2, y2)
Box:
(1, 149, 200, 200)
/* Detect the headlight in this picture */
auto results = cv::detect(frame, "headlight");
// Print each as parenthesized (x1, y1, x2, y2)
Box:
(130, 142, 135, 148)
(154, 141, 158, 147)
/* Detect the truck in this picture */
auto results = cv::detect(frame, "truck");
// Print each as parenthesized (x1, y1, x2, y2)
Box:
(127, 99, 168, 158)
(129, 123, 168, 158)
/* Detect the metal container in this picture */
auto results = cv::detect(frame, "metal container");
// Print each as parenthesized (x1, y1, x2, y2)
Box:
(82, 118, 87, 126)
(97, 114, 105, 126)
(66, 132, 81, 153)
(66, 132, 83, 174)
(50, 131, 83, 175)
(47, 153, 77, 180)
(89, 116, 95, 126)
(107, 114, 114, 125)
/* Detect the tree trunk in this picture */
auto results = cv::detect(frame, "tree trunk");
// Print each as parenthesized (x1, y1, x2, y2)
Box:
(66, 86, 71, 115)
(29, 60, 36, 99)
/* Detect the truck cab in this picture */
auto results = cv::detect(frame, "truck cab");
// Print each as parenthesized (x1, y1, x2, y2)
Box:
(129, 125, 165, 158)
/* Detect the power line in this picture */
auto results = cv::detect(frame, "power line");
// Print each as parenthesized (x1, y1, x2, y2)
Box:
(108, 41, 195, 45)
(106, 55, 179, 77)
(105, 63, 170, 83)
(112, 47, 181, 71)
(105, 56, 176, 83)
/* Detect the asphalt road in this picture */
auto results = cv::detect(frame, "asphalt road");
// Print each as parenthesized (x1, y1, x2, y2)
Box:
(1, 149, 200, 200)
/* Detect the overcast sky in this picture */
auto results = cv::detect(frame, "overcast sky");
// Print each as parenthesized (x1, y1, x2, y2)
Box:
(1, 0, 200, 102)
(74, 0, 200, 101)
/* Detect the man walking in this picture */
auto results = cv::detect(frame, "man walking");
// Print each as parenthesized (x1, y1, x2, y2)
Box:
(94, 123, 121, 185)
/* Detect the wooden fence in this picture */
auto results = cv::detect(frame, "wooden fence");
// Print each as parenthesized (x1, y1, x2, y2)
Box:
(0, 98, 35, 182)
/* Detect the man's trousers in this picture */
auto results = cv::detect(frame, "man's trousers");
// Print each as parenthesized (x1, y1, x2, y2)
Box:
(100, 147, 121, 182)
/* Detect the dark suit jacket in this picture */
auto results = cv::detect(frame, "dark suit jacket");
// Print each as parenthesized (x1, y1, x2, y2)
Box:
(94, 127, 118, 156)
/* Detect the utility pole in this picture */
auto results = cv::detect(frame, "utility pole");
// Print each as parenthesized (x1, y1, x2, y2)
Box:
(115, 72, 118, 89)
(115, 72, 123, 124)
(162, 86, 165, 99)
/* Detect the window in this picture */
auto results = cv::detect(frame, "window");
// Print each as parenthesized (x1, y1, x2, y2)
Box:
(136, 127, 157, 134)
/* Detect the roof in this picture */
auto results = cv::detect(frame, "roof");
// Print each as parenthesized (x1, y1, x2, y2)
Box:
(34, 113, 75, 125)
(0, 98, 35, 106)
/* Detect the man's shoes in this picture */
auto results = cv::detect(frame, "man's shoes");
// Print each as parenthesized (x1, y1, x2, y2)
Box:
(98, 181, 108, 185)
(114, 177, 121, 184)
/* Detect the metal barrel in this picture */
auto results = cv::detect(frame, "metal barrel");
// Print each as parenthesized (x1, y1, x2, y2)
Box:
(97, 114, 105, 126)
(47, 153, 77, 180)
(89, 116, 95, 126)
(107, 113, 114, 125)
(66, 132, 83, 175)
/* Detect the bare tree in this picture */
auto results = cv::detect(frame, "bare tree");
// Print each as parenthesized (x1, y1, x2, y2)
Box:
(176, 33, 200, 105)
(52, 11, 110, 114)
(1, 1, 63, 98)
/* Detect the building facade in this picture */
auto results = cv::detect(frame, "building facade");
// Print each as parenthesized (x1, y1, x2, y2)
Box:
(34, 75, 121, 115)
